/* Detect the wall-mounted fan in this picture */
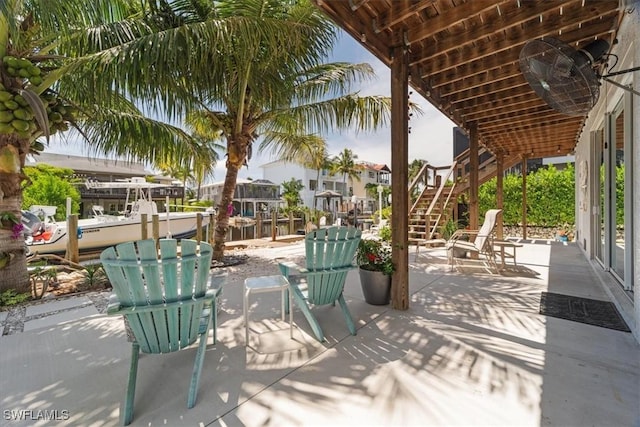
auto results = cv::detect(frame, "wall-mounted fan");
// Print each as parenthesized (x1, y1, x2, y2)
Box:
(519, 37, 640, 116)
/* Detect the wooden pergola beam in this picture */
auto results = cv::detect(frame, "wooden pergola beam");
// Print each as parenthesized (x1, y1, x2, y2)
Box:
(469, 123, 479, 231)
(496, 152, 504, 240)
(390, 43, 409, 311)
(521, 155, 528, 240)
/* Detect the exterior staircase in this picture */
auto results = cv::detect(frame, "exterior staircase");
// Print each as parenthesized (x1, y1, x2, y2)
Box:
(408, 148, 520, 241)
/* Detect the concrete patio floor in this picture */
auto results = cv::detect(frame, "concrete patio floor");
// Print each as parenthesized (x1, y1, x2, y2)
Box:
(1, 240, 638, 426)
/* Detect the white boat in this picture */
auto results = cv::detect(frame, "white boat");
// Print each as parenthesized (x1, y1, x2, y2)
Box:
(23, 178, 211, 255)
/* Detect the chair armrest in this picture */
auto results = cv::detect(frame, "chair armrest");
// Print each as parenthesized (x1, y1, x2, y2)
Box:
(106, 294, 122, 315)
(278, 261, 308, 278)
(449, 229, 479, 241)
(210, 273, 226, 298)
(106, 289, 217, 316)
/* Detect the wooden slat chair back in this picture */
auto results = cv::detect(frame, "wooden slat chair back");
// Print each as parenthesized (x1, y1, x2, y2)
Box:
(101, 238, 215, 425)
(279, 227, 362, 342)
(446, 209, 501, 273)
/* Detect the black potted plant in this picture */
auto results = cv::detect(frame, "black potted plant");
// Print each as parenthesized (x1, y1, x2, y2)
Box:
(355, 238, 395, 305)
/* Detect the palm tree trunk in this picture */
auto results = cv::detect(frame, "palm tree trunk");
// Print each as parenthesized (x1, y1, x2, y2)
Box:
(213, 136, 248, 260)
(0, 135, 30, 294)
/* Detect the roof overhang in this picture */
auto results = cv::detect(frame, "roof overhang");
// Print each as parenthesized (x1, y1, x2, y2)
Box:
(314, 0, 625, 158)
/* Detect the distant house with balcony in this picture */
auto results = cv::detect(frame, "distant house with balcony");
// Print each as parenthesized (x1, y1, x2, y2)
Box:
(25, 152, 181, 217)
(260, 160, 347, 211)
(352, 162, 391, 214)
(261, 159, 391, 215)
(200, 178, 281, 217)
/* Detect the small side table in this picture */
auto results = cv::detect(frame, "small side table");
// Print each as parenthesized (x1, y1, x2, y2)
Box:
(243, 275, 290, 345)
(493, 240, 523, 269)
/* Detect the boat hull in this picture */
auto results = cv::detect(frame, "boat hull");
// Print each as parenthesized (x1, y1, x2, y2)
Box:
(27, 214, 209, 255)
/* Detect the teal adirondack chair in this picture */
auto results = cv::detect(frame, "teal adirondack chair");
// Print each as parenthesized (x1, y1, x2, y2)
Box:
(101, 239, 215, 425)
(279, 227, 362, 342)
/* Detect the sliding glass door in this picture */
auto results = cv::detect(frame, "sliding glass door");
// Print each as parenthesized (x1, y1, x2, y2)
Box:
(597, 92, 633, 291)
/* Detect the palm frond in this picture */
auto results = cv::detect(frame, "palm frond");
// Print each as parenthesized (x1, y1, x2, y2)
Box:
(61, 108, 214, 169)
(259, 131, 325, 164)
(292, 62, 376, 103)
(268, 95, 394, 135)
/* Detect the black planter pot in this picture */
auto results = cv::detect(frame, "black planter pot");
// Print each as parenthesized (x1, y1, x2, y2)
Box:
(358, 268, 391, 305)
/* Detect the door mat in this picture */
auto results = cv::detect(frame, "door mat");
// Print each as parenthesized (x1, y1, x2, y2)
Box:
(539, 292, 631, 332)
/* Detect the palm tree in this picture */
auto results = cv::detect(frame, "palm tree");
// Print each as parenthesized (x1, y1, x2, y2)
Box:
(331, 148, 361, 197)
(180, 0, 393, 260)
(0, 1, 213, 293)
(408, 158, 428, 202)
(280, 178, 304, 210)
(264, 134, 332, 209)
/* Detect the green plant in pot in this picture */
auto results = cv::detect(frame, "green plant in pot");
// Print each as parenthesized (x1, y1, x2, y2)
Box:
(356, 239, 395, 305)
(440, 218, 459, 240)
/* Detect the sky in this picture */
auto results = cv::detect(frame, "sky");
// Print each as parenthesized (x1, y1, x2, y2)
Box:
(47, 30, 457, 182)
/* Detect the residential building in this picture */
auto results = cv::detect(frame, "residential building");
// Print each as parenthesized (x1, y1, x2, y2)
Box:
(261, 159, 391, 215)
(25, 152, 181, 218)
(352, 161, 391, 214)
(200, 178, 281, 217)
(260, 160, 346, 210)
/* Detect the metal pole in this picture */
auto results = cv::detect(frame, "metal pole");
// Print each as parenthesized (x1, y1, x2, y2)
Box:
(377, 185, 383, 223)
(351, 195, 357, 229)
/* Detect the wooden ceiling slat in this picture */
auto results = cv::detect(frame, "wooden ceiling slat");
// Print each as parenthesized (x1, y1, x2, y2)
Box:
(461, 98, 547, 121)
(405, 1, 504, 46)
(427, 16, 615, 89)
(479, 114, 580, 131)
(465, 102, 554, 123)
(416, 0, 579, 64)
(417, 10, 619, 76)
(439, 65, 518, 97)
(375, 0, 437, 33)
(447, 76, 529, 104)
(486, 128, 583, 142)
(450, 85, 534, 109)
(475, 105, 564, 125)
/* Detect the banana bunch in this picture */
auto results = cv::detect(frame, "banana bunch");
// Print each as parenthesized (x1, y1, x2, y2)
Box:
(0, 55, 76, 146)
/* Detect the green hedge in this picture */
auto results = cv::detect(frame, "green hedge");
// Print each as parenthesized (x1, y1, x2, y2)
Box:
(478, 164, 575, 226)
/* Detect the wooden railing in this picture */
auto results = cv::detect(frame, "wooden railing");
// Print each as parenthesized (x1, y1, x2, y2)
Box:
(407, 147, 521, 238)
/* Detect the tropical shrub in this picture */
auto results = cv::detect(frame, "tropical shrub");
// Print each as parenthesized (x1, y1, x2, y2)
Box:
(479, 164, 576, 226)
(22, 164, 81, 221)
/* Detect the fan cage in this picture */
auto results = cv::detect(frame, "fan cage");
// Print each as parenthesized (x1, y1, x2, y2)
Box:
(519, 38, 601, 116)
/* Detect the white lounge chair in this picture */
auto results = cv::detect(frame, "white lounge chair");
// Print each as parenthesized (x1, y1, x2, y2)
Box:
(445, 209, 501, 272)
(370, 219, 388, 234)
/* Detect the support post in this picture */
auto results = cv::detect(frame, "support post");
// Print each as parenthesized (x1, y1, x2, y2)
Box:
(271, 209, 277, 241)
(496, 152, 504, 240)
(140, 214, 148, 240)
(66, 214, 79, 264)
(152, 214, 160, 248)
(196, 213, 203, 244)
(521, 155, 528, 240)
(468, 122, 479, 231)
(208, 213, 215, 245)
(390, 42, 409, 310)
(289, 211, 294, 235)
(256, 211, 263, 238)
